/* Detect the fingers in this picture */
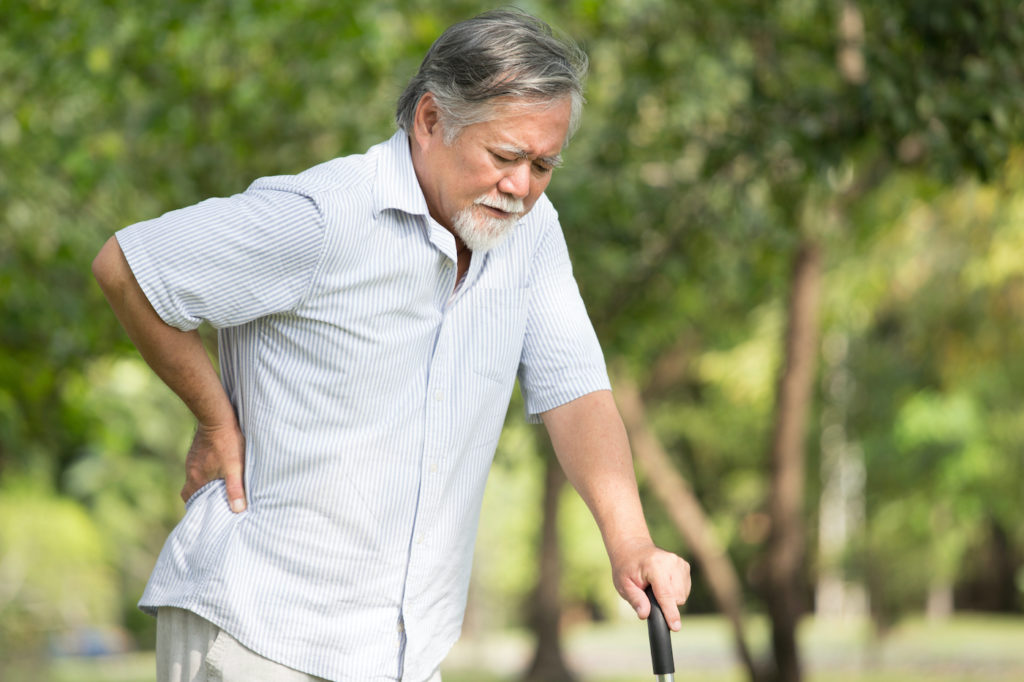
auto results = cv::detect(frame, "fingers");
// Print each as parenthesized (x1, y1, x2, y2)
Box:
(222, 432, 247, 513)
(180, 423, 247, 513)
(652, 582, 683, 632)
(179, 452, 209, 503)
(624, 579, 683, 631)
(650, 557, 691, 632)
(179, 467, 246, 512)
(617, 549, 692, 632)
(224, 469, 247, 513)
(180, 480, 198, 504)
(622, 580, 652, 620)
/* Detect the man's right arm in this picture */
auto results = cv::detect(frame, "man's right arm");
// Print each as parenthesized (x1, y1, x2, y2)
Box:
(92, 236, 247, 512)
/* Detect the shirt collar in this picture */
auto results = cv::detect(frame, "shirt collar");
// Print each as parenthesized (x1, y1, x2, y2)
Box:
(373, 131, 431, 220)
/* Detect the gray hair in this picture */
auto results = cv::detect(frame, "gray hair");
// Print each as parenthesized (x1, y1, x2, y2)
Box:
(395, 8, 588, 145)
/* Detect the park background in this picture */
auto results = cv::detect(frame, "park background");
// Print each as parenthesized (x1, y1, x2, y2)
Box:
(2, 0, 1024, 680)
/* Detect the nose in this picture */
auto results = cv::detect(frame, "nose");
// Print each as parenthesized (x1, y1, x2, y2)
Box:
(497, 162, 531, 199)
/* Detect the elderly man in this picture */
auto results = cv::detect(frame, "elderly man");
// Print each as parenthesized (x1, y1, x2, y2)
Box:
(93, 9, 690, 682)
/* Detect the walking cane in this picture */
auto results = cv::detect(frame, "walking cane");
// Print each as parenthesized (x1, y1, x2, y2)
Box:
(645, 585, 675, 682)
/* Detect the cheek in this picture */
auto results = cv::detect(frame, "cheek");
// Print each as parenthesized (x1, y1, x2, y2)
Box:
(522, 194, 541, 215)
(527, 177, 552, 204)
(463, 166, 502, 198)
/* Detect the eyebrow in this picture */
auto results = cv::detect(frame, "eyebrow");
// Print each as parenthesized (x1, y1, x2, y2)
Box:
(494, 143, 563, 169)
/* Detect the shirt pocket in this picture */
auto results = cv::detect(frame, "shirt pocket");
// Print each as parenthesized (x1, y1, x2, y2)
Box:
(464, 286, 529, 384)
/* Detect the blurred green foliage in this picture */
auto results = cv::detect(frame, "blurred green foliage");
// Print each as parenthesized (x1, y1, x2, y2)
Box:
(0, 482, 117, 653)
(2, 0, 1023, 671)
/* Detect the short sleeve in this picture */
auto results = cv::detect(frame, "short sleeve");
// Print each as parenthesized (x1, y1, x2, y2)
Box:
(517, 215, 611, 422)
(116, 185, 324, 331)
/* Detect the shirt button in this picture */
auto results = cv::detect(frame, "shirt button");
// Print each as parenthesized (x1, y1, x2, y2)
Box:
(434, 390, 444, 402)
(397, 619, 405, 634)
(430, 462, 438, 473)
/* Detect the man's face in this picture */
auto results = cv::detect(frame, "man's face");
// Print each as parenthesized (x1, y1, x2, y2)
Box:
(414, 96, 572, 252)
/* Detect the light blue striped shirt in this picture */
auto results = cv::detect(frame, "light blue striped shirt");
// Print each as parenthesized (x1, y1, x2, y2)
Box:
(118, 131, 609, 682)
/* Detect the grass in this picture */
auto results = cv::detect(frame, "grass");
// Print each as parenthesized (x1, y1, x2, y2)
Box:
(7, 614, 1024, 682)
(444, 613, 1024, 682)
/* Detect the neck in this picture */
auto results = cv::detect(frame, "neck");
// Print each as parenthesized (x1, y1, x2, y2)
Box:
(408, 134, 450, 231)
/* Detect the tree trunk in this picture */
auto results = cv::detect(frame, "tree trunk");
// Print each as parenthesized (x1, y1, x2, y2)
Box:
(522, 430, 577, 682)
(764, 241, 823, 682)
(816, 332, 867, 619)
(953, 519, 1022, 612)
(614, 371, 761, 682)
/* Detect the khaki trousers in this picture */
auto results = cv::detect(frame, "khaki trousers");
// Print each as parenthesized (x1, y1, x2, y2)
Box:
(156, 607, 442, 682)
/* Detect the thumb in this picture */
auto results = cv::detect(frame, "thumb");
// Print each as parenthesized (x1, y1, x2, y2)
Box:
(622, 580, 651, 620)
(223, 468, 247, 513)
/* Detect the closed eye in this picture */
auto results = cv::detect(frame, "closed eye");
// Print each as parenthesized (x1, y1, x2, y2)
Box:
(491, 146, 559, 175)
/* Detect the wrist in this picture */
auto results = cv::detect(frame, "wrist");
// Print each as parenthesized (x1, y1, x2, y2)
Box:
(190, 390, 238, 433)
(606, 533, 655, 565)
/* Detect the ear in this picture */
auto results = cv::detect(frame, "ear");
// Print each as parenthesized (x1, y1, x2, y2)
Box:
(412, 92, 443, 152)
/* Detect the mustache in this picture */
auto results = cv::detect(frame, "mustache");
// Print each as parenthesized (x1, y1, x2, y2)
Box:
(474, 194, 524, 216)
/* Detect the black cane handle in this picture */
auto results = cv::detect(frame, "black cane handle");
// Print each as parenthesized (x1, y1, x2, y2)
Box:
(645, 585, 675, 679)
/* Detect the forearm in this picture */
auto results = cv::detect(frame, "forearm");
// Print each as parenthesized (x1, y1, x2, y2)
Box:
(540, 390, 652, 558)
(542, 388, 692, 628)
(92, 236, 235, 429)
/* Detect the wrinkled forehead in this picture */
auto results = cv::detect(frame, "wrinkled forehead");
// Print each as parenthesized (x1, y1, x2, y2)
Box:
(463, 96, 573, 151)
(480, 94, 571, 122)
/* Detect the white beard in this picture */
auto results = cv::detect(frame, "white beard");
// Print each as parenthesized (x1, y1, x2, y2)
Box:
(451, 194, 525, 253)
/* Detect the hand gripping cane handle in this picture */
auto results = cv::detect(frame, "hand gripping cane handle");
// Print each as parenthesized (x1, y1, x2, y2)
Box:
(645, 585, 675, 681)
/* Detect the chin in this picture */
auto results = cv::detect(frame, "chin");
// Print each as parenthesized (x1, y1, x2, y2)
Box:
(452, 208, 519, 253)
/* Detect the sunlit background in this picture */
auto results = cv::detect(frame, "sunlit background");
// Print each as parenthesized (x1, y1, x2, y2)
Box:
(2, 1, 1023, 681)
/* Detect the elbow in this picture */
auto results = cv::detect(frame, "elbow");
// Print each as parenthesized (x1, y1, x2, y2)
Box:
(92, 236, 125, 297)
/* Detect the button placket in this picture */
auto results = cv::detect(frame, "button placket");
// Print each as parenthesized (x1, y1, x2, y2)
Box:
(410, 310, 450, 563)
